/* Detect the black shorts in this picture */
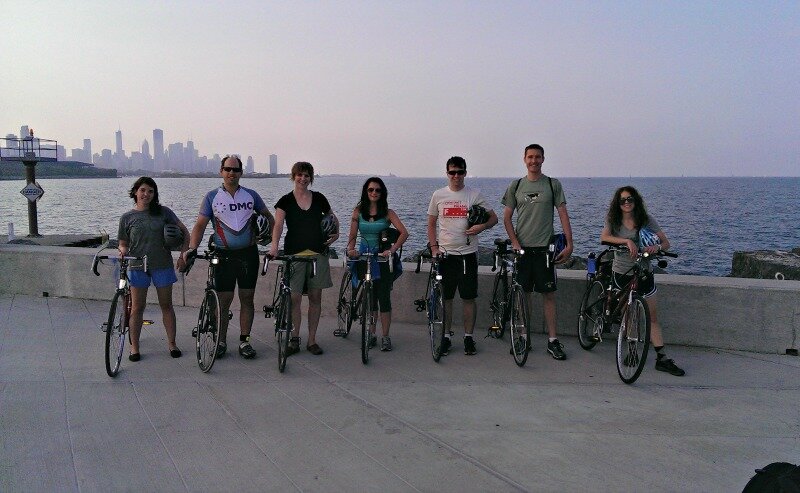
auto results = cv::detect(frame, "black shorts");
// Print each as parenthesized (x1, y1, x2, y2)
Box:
(612, 271, 657, 298)
(517, 247, 557, 293)
(214, 245, 259, 292)
(440, 253, 478, 300)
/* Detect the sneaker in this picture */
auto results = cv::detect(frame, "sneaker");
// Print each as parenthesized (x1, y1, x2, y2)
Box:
(441, 337, 451, 356)
(380, 336, 392, 352)
(547, 339, 567, 360)
(215, 342, 227, 359)
(238, 341, 256, 359)
(368, 334, 377, 349)
(286, 337, 300, 356)
(464, 337, 476, 355)
(655, 358, 685, 376)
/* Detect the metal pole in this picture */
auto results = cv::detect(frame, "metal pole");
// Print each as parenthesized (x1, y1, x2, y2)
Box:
(23, 160, 40, 237)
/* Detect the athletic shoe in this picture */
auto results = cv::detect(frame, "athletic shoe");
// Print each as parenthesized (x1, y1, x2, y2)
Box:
(238, 342, 256, 359)
(655, 358, 685, 376)
(441, 337, 451, 355)
(380, 336, 392, 352)
(215, 342, 227, 359)
(368, 335, 377, 349)
(464, 337, 476, 355)
(286, 337, 300, 356)
(547, 339, 567, 360)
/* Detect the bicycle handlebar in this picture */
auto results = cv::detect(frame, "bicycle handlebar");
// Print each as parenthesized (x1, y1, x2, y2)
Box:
(600, 242, 678, 258)
(346, 251, 393, 274)
(262, 253, 317, 277)
(91, 254, 147, 276)
(492, 249, 525, 272)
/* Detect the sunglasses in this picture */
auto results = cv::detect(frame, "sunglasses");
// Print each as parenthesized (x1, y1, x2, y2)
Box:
(447, 169, 466, 176)
(222, 167, 242, 173)
(619, 196, 635, 205)
(367, 187, 382, 193)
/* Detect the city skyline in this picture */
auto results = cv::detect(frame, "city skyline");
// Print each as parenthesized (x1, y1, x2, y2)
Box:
(1, 1, 798, 177)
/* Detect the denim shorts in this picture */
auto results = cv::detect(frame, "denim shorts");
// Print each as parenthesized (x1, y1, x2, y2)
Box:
(129, 267, 178, 289)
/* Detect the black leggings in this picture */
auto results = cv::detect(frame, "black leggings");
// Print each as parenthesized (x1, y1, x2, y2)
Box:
(368, 264, 392, 313)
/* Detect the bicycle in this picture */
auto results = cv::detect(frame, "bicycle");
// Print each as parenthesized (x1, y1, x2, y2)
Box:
(487, 238, 512, 339)
(343, 250, 392, 364)
(91, 243, 147, 377)
(262, 253, 317, 372)
(414, 248, 448, 362)
(184, 249, 225, 373)
(576, 243, 677, 384)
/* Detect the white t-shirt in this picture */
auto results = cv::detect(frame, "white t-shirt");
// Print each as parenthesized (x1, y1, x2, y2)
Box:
(427, 185, 489, 255)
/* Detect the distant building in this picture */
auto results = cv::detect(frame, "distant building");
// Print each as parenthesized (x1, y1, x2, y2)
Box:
(269, 154, 277, 175)
(6, 134, 18, 149)
(246, 155, 254, 173)
(167, 142, 184, 171)
(56, 145, 67, 161)
(20, 125, 29, 139)
(115, 130, 123, 156)
(83, 138, 91, 161)
(153, 129, 164, 171)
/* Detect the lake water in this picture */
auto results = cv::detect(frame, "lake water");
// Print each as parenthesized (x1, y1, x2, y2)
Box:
(2, 176, 798, 277)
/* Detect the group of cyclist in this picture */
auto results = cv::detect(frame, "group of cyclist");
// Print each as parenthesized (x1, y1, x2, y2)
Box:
(116, 145, 684, 376)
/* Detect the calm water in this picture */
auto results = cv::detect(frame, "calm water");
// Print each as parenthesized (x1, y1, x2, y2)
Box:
(2, 176, 798, 277)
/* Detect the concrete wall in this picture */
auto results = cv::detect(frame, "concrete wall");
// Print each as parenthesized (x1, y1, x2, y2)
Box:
(2, 244, 798, 354)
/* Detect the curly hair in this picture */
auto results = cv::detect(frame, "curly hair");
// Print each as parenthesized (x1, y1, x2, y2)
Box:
(356, 177, 388, 220)
(129, 176, 162, 216)
(606, 185, 648, 231)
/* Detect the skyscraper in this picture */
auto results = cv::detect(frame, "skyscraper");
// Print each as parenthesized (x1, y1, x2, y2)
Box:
(246, 155, 254, 173)
(153, 129, 164, 171)
(83, 139, 92, 161)
(115, 129, 123, 156)
(20, 125, 29, 139)
(269, 154, 278, 175)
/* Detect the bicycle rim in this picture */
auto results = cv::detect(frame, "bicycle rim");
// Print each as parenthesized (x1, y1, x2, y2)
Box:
(277, 295, 291, 372)
(616, 295, 651, 384)
(196, 290, 221, 373)
(489, 273, 508, 338)
(509, 287, 530, 367)
(104, 290, 127, 377)
(361, 287, 371, 364)
(336, 270, 353, 337)
(578, 280, 604, 350)
(429, 287, 445, 362)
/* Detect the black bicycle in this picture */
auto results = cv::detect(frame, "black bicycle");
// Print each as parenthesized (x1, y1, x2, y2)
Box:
(576, 243, 677, 384)
(414, 248, 447, 362)
(92, 244, 147, 377)
(487, 238, 512, 339)
(487, 242, 531, 366)
(345, 251, 392, 364)
(184, 249, 225, 373)
(262, 253, 317, 372)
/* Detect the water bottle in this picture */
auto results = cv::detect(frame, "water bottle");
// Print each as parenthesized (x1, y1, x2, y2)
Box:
(587, 252, 597, 276)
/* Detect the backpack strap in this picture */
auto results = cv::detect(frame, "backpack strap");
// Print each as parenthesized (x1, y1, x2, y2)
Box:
(548, 176, 555, 208)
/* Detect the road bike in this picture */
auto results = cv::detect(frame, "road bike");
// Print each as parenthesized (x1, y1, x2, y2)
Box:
(487, 238, 512, 339)
(262, 253, 317, 372)
(576, 243, 677, 384)
(414, 248, 448, 362)
(184, 249, 225, 373)
(344, 250, 392, 364)
(92, 244, 147, 377)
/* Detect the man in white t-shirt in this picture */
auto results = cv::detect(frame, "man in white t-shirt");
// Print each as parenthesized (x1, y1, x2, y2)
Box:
(427, 156, 498, 355)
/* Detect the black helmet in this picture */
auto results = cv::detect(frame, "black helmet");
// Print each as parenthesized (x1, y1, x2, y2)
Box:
(321, 213, 338, 238)
(163, 224, 184, 250)
(256, 215, 272, 246)
(467, 205, 490, 227)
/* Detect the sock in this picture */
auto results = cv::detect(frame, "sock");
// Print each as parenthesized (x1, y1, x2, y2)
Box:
(445, 334, 451, 339)
(464, 334, 473, 340)
(655, 345, 666, 359)
(240, 334, 250, 343)
(549, 337, 557, 343)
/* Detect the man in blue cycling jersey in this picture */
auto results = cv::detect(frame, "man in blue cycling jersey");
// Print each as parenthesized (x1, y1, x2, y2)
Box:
(184, 155, 274, 360)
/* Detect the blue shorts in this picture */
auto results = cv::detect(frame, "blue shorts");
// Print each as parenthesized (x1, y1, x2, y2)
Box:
(129, 267, 178, 289)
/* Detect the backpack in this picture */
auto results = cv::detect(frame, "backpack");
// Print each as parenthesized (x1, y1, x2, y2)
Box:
(742, 462, 800, 493)
(511, 176, 566, 255)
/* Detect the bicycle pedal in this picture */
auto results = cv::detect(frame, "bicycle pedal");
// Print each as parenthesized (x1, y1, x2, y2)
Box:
(100, 323, 108, 333)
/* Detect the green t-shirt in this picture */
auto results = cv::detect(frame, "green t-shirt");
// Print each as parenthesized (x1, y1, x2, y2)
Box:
(501, 175, 566, 248)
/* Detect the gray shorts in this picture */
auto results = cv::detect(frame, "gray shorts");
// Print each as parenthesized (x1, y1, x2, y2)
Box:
(288, 254, 333, 293)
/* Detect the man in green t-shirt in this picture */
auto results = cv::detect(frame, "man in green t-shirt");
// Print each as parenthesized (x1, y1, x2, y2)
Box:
(501, 144, 574, 360)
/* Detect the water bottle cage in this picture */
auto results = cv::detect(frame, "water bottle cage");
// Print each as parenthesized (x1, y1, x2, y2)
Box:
(414, 298, 426, 312)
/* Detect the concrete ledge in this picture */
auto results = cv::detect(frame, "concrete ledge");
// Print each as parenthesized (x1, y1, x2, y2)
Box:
(2, 244, 798, 354)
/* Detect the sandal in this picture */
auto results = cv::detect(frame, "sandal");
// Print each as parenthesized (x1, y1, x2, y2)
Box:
(128, 353, 141, 362)
(306, 343, 324, 355)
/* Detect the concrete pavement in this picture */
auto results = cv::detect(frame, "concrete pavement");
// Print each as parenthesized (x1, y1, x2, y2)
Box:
(1, 293, 798, 492)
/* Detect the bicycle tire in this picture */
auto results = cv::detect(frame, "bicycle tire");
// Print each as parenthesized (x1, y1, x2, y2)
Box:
(616, 295, 651, 384)
(104, 289, 128, 377)
(578, 279, 605, 350)
(508, 286, 530, 367)
(429, 285, 446, 362)
(361, 284, 372, 364)
(336, 269, 354, 337)
(196, 289, 221, 373)
(277, 294, 291, 373)
(489, 272, 509, 338)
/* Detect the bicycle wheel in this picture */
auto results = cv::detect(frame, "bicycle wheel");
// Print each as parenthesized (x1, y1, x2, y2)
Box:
(578, 279, 605, 350)
(361, 284, 372, 364)
(616, 295, 651, 384)
(276, 295, 292, 373)
(429, 284, 446, 362)
(489, 272, 509, 338)
(196, 289, 221, 373)
(336, 269, 354, 337)
(104, 290, 128, 377)
(508, 286, 530, 367)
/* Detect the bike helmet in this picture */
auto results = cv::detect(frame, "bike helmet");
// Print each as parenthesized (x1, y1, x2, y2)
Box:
(551, 233, 567, 258)
(638, 226, 661, 249)
(163, 223, 184, 250)
(321, 213, 338, 239)
(467, 205, 490, 227)
(255, 215, 272, 246)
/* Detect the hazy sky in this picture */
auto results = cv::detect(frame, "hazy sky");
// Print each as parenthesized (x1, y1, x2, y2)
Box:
(2, 1, 798, 177)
